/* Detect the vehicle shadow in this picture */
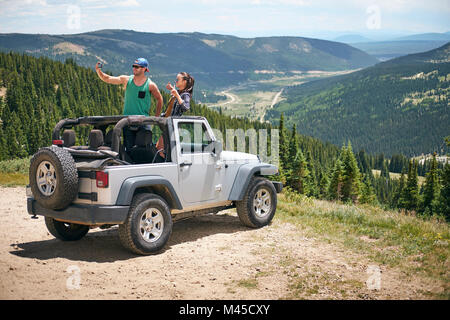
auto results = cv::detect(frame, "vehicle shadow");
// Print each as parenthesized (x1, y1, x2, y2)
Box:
(9, 213, 249, 263)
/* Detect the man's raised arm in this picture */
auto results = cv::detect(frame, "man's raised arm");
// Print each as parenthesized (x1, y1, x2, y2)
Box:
(95, 62, 129, 85)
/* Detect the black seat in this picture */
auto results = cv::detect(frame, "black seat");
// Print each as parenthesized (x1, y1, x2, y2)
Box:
(89, 129, 111, 151)
(63, 129, 89, 150)
(128, 129, 155, 164)
(62, 130, 76, 148)
(135, 129, 153, 147)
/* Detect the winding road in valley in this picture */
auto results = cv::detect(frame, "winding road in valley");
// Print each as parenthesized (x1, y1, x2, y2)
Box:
(260, 88, 284, 122)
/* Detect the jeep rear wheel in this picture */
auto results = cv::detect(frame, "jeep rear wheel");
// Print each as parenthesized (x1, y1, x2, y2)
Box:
(236, 177, 277, 228)
(45, 217, 89, 241)
(29, 146, 78, 210)
(118, 193, 173, 255)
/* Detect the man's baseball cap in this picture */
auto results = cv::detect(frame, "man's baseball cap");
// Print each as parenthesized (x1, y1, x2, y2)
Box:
(133, 58, 149, 72)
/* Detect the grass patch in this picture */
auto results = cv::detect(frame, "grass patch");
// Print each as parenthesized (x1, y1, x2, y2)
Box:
(275, 190, 450, 298)
(233, 269, 271, 291)
(0, 172, 28, 186)
(285, 270, 364, 299)
(0, 157, 30, 174)
(0, 157, 30, 186)
(236, 278, 258, 290)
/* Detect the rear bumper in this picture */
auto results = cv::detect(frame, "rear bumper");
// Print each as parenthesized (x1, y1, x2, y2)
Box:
(27, 197, 129, 225)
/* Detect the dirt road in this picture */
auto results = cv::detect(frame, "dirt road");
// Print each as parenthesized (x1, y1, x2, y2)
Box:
(0, 187, 436, 299)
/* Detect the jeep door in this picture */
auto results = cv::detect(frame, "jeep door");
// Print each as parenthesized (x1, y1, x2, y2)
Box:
(173, 119, 223, 204)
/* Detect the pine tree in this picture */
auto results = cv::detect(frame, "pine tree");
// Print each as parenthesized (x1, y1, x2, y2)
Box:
(305, 150, 318, 197)
(393, 168, 406, 208)
(421, 153, 440, 215)
(389, 154, 408, 173)
(0, 98, 7, 160)
(288, 124, 298, 167)
(360, 174, 378, 205)
(437, 163, 450, 221)
(285, 125, 309, 193)
(328, 158, 344, 201)
(380, 160, 390, 180)
(278, 113, 289, 171)
(0, 125, 7, 161)
(6, 112, 28, 159)
(357, 149, 370, 174)
(289, 149, 309, 194)
(318, 167, 330, 199)
(435, 137, 450, 220)
(340, 142, 362, 203)
(401, 160, 419, 211)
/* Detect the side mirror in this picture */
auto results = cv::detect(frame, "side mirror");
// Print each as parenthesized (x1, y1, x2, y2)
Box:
(211, 140, 223, 157)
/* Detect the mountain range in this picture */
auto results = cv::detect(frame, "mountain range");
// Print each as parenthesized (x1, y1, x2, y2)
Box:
(334, 32, 450, 61)
(334, 32, 450, 43)
(266, 42, 450, 157)
(0, 29, 378, 89)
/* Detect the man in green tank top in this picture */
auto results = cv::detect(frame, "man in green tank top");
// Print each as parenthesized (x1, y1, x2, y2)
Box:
(95, 58, 163, 155)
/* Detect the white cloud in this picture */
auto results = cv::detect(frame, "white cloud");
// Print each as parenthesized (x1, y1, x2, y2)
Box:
(116, 0, 140, 7)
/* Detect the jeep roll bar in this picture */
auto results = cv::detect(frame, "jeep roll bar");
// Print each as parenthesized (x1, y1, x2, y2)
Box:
(52, 116, 127, 141)
(52, 115, 172, 160)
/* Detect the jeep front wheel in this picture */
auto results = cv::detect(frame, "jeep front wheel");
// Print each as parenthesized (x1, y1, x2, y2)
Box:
(118, 193, 173, 255)
(236, 177, 277, 228)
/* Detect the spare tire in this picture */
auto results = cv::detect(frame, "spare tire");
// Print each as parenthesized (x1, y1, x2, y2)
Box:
(29, 146, 78, 210)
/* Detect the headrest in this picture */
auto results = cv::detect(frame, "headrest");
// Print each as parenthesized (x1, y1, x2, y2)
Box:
(89, 129, 104, 149)
(135, 129, 152, 147)
(63, 130, 76, 147)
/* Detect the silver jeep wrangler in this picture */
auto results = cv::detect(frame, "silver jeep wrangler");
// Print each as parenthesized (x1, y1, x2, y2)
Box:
(27, 115, 282, 255)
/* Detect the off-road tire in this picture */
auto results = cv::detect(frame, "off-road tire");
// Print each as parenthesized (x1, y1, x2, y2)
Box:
(236, 176, 277, 228)
(118, 193, 173, 255)
(45, 217, 89, 241)
(29, 146, 78, 210)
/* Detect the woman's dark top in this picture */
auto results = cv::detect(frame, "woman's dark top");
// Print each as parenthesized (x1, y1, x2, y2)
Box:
(170, 92, 191, 116)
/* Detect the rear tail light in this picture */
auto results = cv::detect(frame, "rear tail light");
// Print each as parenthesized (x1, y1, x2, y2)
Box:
(52, 140, 64, 146)
(96, 171, 109, 188)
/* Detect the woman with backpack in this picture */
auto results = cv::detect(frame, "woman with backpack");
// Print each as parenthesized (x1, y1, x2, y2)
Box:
(163, 72, 195, 117)
(155, 72, 195, 159)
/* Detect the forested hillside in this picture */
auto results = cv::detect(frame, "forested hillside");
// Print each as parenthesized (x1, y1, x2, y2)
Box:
(0, 30, 378, 90)
(266, 43, 450, 157)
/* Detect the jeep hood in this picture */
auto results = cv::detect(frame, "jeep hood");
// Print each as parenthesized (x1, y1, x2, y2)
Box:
(220, 151, 259, 163)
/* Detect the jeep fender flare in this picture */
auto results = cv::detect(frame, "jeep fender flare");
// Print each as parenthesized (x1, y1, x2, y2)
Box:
(116, 176, 183, 210)
(228, 164, 279, 201)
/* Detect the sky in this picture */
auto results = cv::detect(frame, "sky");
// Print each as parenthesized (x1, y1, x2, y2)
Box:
(0, 0, 449, 40)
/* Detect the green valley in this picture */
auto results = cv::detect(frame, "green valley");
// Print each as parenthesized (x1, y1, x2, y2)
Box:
(266, 43, 450, 157)
(205, 70, 358, 122)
